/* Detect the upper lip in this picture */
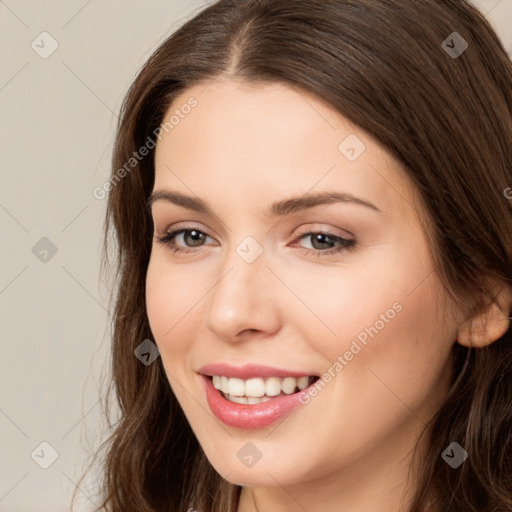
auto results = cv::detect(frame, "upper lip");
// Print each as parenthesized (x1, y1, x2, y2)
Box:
(199, 363, 318, 379)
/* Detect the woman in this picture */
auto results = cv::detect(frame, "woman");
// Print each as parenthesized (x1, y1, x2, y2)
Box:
(89, 0, 512, 510)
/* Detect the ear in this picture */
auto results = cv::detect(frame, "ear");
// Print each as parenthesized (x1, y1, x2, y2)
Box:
(456, 282, 512, 348)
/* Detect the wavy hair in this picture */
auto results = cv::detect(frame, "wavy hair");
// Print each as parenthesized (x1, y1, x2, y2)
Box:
(79, 1, 512, 510)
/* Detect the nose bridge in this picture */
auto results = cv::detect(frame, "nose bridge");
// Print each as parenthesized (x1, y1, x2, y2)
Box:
(205, 236, 278, 340)
(217, 234, 269, 298)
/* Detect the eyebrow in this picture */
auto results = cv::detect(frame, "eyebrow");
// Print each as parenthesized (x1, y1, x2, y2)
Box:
(147, 189, 382, 216)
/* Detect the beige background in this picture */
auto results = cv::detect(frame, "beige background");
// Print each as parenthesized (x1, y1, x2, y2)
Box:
(0, 1, 510, 511)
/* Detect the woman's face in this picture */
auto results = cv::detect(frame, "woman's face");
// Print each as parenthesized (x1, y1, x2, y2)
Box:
(146, 79, 458, 493)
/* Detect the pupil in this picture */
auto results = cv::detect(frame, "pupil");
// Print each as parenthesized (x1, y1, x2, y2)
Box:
(312, 233, 332, 249)
(187, 230, 204, 246)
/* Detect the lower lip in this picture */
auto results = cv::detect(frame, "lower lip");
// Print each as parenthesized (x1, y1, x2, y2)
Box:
(200, 374, 311, 430)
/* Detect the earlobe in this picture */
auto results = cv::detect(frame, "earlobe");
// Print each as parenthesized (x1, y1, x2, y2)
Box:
(456, 284, 512, 348)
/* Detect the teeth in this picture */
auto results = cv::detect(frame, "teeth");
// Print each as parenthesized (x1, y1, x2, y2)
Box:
(228, 395, 248, 404)
(211, 374, 315, 402)
(265, 377, 282, 396)
(281, 377, 297, 394)
(227, 377, 245, 396)
(220, 376, 229, 394)
(297, 376, 309, 390)
(245, 378, 266, 397)
(247, 396, 272, 404)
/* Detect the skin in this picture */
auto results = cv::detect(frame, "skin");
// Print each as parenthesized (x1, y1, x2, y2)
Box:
(145, 79, 511, 512)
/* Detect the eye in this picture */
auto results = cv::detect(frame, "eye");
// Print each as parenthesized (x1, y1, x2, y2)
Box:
(155, 226, 356, 257)
(155, 227, 214, 254)
(292, 229, 356, 256)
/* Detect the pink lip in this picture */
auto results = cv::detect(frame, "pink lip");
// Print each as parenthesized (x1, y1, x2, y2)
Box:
(199, 363, 317, 379)
(200, 374, 314, 430)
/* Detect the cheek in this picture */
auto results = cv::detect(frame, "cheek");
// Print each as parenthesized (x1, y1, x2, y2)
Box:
(285, 263, 454, 468)
(279, 248, 430, 353)
(291, 236, 454, 387)
(145, 256, 204, 362)
(312, 256, 454, 427)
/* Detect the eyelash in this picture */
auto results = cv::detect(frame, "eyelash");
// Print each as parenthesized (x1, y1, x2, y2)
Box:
(155, 225, 356, 257)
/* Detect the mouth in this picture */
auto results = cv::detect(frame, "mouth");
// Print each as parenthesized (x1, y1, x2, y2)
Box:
(198, 366, 321, 429)
(207, 374, 320, 405)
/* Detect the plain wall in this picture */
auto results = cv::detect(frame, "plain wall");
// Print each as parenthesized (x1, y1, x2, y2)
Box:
(0, 1, 510, 510)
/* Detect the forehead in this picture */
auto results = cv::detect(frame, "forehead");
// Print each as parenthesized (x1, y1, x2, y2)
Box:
(153, 79, 419, 221)
(156, 79, 355, 164)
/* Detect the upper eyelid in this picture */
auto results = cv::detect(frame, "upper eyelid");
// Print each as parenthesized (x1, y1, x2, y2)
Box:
(155, 215, 354, 233)
(294, 224, 354, 239)
(156, 221, 212, 237)
(157, 223, 351, 236)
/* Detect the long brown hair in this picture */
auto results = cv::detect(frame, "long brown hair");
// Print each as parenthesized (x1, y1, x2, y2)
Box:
(84, 1, 512, 510)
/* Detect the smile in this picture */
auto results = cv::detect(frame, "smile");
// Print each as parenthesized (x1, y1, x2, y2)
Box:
(198, 364, 320, 429)
(211, 375, 317, 404)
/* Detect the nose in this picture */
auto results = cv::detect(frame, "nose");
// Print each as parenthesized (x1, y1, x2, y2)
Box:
(205, 245, 281, 343)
